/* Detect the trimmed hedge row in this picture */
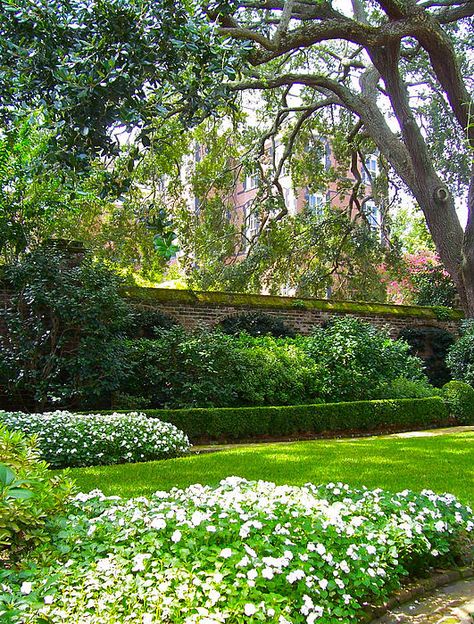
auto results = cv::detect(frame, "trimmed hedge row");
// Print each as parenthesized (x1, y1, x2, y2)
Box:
(101, 397, 449, 442)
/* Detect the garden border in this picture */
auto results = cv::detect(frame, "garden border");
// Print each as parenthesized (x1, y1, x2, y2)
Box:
(363, 566, 474, 623)
(98, 397, 450, 443)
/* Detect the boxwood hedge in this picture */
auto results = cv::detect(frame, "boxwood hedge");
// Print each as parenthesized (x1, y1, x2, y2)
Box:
(99, 397, 449, 442)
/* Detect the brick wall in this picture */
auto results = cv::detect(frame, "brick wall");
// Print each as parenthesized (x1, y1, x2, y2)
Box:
(121, 287, 463, 338)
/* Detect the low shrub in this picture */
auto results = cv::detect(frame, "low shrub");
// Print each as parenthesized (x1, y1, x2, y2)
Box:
(0, 411, 190, 468)
(446, 320, 474, 387)
(3, 479, 472, 623)
(0, 425, 73, 559)
(298, 317, 427, 402)
(442, 381, 474, 425)
(219, 311, 296, 338)
(104, 397, 449, 442)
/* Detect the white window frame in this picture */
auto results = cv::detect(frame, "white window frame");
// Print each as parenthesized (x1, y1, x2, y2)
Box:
(307, 191, 325, 216)
(362, 155, 378, 183)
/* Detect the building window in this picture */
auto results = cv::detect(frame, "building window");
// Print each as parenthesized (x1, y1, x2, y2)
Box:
(362, 155, 378, 183)
(243, 171, 259, 191)
(306, 190, 325, 216)
(324, 141, 332, 171)
(364, 200, 379, 229)
(243, 203, 259, 250)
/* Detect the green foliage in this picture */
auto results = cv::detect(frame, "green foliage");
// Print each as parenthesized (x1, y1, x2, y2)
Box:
(376, 377, 440, 400)
(219, 311, 295, 338)
(412, 271, 458, 308)
(442, 381, 474, 425)
(446, 320, 474, 387)
(103, 397, 448, 442)
(0, 425, 73, 559)
(120, 328, 323, 409)
(0, 246, 132, 410)
(0, 0, 244, 164)
(399, 326, 454, 387)
(298, 317, 426, 402)
(119, 319, 428, 409)
(1, 411, 190, 468)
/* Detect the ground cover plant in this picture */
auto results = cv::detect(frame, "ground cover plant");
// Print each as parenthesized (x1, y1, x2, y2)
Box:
(1, 477, 472, 624)
(0, 411, 190, 468)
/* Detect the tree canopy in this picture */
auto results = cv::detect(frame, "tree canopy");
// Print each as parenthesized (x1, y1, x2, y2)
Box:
(0, 0, 473, 310)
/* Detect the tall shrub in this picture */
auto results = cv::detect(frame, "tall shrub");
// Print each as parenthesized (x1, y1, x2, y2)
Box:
(121, 328, 323, 409)
(0, 245, 131, 410)
(299, 317, 426, 402)
(446, 320, 474, 387)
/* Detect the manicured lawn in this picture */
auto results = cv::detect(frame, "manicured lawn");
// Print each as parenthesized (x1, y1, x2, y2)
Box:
(63, 431, 474, 504)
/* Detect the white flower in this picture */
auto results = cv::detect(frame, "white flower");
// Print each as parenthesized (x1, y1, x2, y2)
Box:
(171, 530, 182, 543)
(208, 589, 220, 604)
(219, 548, 232, 559)
(262, 567, 274, 580)
(244, 603, 257, 616)
(44, 595, 54, 604)
(20, 582, 32, 595)
(150, 517, 166, 530)
(132, 553, 151, 572)
(142, 615, 153, 624)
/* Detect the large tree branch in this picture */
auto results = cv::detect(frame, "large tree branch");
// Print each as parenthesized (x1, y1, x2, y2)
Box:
(221, 13, 432, 64)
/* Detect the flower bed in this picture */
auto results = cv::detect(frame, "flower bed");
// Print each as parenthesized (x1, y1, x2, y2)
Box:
(2, 479, 472, 623)
(0, 411, 190, 468)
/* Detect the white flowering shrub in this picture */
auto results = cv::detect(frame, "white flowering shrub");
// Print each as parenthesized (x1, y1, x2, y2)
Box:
(2, 478, 472, 623)
(0, 411, 190, 468)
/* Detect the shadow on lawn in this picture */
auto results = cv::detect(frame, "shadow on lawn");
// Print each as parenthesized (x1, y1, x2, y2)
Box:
(66, 433, 474, 503)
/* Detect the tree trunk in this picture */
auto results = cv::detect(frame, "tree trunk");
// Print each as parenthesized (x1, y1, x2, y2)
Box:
(368, 43, 472, 315)
(460, 167, 474, 317)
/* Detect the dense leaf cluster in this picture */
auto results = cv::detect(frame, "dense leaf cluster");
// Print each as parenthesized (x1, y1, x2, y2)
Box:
(0, 425, 73, 560)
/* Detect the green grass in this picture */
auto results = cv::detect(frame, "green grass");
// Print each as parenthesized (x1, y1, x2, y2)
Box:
(63, 431, 474, 504)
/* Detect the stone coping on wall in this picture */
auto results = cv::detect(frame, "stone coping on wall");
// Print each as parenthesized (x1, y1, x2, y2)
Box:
(121, 286, 464, 321)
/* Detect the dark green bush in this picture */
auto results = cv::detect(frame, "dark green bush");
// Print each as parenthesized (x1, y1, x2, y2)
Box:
(0, 246, 132, 410)
(119, 319, 428, 409)
(442, 380, 474, 425)
(297, 317, 426, 402)
(219, 311, 296, 338)
(125, 306, 176, 338)
(446, 320, 474, 387)
(103, 397, 448, 442)
(399, 326, 454, 387)
(0, 425, 73, 560)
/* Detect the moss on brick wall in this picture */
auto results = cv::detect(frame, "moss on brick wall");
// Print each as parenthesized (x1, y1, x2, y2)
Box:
(121, 286, 464, 321)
